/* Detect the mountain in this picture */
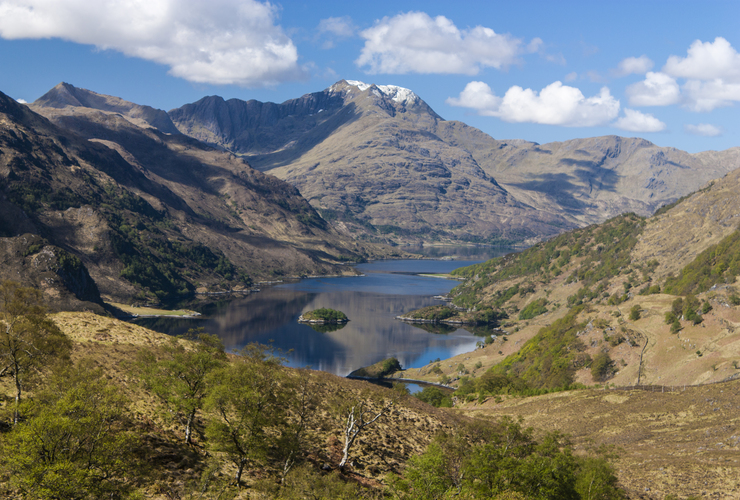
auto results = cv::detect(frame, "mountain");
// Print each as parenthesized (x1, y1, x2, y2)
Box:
(168, 80, 740, 245)
(0, 86, 398, 307)
(399, 162, 740, 390)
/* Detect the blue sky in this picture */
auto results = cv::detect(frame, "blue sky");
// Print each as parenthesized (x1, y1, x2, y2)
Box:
(0, 0, 738, 153)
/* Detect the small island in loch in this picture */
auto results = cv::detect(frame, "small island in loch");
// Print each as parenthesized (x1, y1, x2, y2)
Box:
(298, 308, 349, 324)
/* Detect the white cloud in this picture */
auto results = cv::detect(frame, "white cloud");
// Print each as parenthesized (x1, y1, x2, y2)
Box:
(614, 109, 666, 132)
(614, 55, 654, 76)
(564, 72, 578, 82)
(681, 79, 740, 112)
(15, 98, 27, 103)
(356, 11, 533, 75)
(0, 0, 305, 87)
(661, 37, 740, 112)
(318, 16, 356, 38)
(317, 16, 356, 49)
(626, 72, 680, 106)
(684, 123, 722, 137)
(664, 37, 740, 81)
(447, 81, 620, 127)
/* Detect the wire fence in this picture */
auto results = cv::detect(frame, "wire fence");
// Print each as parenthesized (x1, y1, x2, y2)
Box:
(607, 372, 740, 394)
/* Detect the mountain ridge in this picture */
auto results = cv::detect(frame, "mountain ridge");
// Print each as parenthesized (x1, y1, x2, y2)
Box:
(166, 79, 740, 244)
(0, 87, 403, 307)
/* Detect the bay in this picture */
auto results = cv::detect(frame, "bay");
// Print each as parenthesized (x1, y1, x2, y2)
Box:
(135, 247, 513, 376)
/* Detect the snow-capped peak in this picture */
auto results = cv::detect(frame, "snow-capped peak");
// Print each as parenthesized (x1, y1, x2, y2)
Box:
(337, 80, 419, 105)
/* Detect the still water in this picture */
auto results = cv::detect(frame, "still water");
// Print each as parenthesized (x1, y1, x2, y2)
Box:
(136, 247, 513, 376)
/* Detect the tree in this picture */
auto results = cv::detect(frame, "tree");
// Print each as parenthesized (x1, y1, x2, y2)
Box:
(1, 360, 142, 499)
(275, 369, 318, 485)
(138, 328, 226, 445)
(0, 281, 72, 424)
(205, 344, 288, 486)
(591, 352, 615, 382)
(628, 304, 641, 321)
(335, 387, 397, 470)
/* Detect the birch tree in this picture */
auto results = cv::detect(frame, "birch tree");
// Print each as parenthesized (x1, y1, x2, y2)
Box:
(138, 328, 226, 445)
(0, 281, 72, 424)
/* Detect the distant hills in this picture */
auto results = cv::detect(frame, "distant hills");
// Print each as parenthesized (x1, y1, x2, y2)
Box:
(413, 160, 740, 389)
(0, 87, 396, 308)
(167, 79, 740, 245)
(3, 79, 739, 307)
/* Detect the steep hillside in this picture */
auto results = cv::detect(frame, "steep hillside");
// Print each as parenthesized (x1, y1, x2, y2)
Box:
(396, 164, 740, 392)
(171, 81, 575, 245)
(169, 79, 740, 244)
(0, 88, 392, 306)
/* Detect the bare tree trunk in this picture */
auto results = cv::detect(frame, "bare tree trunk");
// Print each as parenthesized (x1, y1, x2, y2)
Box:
(235, 458, 246, 487)
(338, 400, 392, 469)
(13, 364, 21, 425)
(185, 409, 195, 445)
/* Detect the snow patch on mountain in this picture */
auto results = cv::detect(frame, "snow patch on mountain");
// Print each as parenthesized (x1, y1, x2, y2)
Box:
(338, 80, 419, 105)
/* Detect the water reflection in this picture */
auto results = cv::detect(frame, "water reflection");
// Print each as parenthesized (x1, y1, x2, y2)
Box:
(135, 248, 514, 376)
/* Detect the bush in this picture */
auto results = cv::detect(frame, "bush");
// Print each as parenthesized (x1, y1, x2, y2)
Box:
(518, 298, 548, 320)
(629, 304, 641, 321)
(591, 352, 615, 382)
(415, 387, 453, 408)
(670, 319, 682, 334)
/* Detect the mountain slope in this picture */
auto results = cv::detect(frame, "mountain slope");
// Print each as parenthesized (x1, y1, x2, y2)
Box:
(0, 87, 394, 306)
(170, 81, 577, 245)
(400, 165, 740, 392)
(168, 80, 740, 245)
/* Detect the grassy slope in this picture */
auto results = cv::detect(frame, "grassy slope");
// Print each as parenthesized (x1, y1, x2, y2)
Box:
(3, 312, 737, 497)
(389, 165, 740, 498)
(1, 312, 464, 498)
(460, 382, 740, 499)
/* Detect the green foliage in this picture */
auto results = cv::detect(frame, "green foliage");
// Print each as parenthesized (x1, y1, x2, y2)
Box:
(487, 306, 588, 391)
(1, 360, 141, 499)
(349, 357, 401, 378)
(301, 308, 348, 323)
(518, 298, 549, 320)
(638, 284, 661, 295)
(629, 304, 641, 321)
(664, 311, 677, 325)
(265, 464, 378, 499)
(702, 300, 713, 314)
(0, 281, 72, 424)
(591, 352, 615, 382)
(670, 319, 682, 334)
(731, 294, 740, 306)
(381, 357, 402, 376)
(415, 387, 453, 408)
(450, 214, 644, 309)
(682, 295, 703, 325)
(407, 305, 457, 321)
(137, 328, 226, 444)
(205, 344, 288, 485)
(664, 229, 740, 296)
(390, 418, 623, 500)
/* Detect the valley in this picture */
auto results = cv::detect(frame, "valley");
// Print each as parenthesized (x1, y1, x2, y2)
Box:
(1, 79, 740, 499)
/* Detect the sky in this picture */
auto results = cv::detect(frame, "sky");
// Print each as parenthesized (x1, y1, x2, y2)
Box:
(0, 0, 738, 153)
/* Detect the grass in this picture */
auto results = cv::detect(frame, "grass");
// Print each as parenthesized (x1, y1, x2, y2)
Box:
(108, 302, 201, 317)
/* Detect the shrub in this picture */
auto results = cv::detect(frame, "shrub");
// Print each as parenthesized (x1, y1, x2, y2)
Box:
(518, 298, 548, 320)
(591, 352, 615, 382)
(415, 387, 453, 408)
(629, 304, 641, 321)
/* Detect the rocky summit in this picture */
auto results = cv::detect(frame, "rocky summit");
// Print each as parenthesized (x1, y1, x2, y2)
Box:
(0, 86, 402, 308)
(168, 80, 740, 245)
